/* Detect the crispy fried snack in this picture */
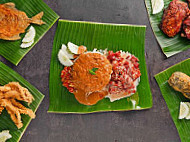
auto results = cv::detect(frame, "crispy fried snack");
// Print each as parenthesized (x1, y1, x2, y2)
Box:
(0, 82, 35, 129)
(0, 106, 4, 114)
(160, 0, 190, 37)
(0, 3, 45, 40)
(168, 72, 190, 99)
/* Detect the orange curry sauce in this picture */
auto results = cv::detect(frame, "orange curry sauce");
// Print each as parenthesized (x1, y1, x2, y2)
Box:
(61, 53, 112, 105)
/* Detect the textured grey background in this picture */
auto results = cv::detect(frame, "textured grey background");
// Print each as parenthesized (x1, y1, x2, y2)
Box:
(1, 0, 189, 141)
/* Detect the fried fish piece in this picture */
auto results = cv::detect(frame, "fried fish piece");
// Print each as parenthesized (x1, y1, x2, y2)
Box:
(160, 0, 190, 37)
(168, 72, 190, 99)
(0, 2, 45, 41)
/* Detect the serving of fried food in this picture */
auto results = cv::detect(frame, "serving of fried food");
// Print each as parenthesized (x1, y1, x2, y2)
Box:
(0, 2, 45, 41)
(0, 82, 35, 129)
(168, 72, 190, 99)
(160, 0, 190, 39)
(59, 42, 141, 106)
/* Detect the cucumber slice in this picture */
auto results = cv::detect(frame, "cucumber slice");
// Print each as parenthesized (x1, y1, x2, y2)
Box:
(58, 49, 73, 66)
(68, 42, 79, 54)
(61, 44, 74, 59)
(22, 26, 36, 43)
(179, 102, 189, 119)
(20, 40, 34, 48)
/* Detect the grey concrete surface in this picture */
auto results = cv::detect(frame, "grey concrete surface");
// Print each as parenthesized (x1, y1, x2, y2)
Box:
(1, 0, 189, 141)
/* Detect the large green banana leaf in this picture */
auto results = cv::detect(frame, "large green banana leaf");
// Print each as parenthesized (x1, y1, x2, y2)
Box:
(0, 0, 59, 65)
(0, 62, 44, 142)
(155, 58, 190, 142)
(49, 20, 152, 114)
(145, 0, 190, 57)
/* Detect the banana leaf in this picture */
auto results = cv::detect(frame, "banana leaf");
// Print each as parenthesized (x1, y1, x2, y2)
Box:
(0, 62, 44, 142)
(145, 0, 190, 57)
(155, 58, 190, 142)
(0, 0, 59, 65)
(49, 20, 152, 114)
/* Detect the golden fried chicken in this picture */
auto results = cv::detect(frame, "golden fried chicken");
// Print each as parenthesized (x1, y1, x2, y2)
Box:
(0, 82, 35, 129)
(160, 0, 190, 37)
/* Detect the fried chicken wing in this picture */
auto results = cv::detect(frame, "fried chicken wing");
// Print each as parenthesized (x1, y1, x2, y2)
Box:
(160, 0, 190, 37)
(181, 15, 190, 39)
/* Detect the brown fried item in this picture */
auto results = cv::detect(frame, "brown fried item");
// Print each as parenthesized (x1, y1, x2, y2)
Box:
(4, 82, 34, 104)
(181, 15, 190, 39)
(0, 82, 35, 129)
(0, 2, 45, 41)
(0, 106, 4, 114)
(168, 72, 190, 99)
(160, 0, 190, 37)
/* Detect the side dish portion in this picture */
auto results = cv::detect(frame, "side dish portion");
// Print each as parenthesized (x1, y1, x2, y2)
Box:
(168, 72, 190, 99)
(159, 0, 190, 40)
(59, 42, 141, 105)
(0, 82, 35, 129)
(0, 3, 45, 41)
(0, 130, 12, 142)
(168, 72, 190, 120)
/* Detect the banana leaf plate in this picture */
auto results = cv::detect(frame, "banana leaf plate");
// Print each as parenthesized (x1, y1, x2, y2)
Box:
(0, 62, 44, 142)
(0, 0, 59, 66)
(48, 19, 152, 114)
(155, 58, 190, 142)
(145, 0, 190, 57)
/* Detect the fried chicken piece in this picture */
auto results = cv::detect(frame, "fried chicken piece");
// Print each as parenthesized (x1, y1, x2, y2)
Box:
(181, 15, 190, 39)
(160, 0, 190, 37)
(4, 82, 34, 104)
(10, 99, 35, 119)
(0, 99, 23, 129)
(187, 0, 190, 7)
(0, 86, 11, 92)
(0, 82, 35, 129)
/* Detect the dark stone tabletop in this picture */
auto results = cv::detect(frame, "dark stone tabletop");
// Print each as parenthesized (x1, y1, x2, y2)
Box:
(1, 0, 189, 141)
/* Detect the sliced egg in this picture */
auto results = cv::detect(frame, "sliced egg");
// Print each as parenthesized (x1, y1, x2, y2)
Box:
(58, 49, 73, 66)
(22, 26, 36, 43)
(68, 42, 79, 54)
(20, 40, 34, 48)
(61, 44, 74, 59)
